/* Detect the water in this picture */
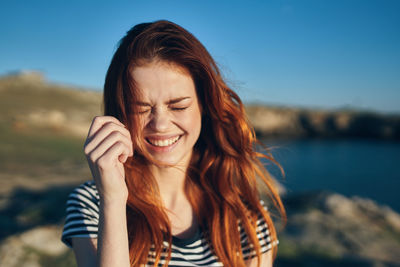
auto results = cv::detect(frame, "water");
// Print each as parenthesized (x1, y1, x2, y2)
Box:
(261, 138, 400, 212)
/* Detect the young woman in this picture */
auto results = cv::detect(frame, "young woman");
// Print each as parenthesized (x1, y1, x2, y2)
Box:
(62, 20, 285, 267)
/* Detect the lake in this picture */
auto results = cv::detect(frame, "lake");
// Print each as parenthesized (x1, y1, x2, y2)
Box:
(261, 138, 400, 212)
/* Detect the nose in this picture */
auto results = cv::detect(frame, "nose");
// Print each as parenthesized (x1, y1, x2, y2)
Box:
(148, 108, 170, 132)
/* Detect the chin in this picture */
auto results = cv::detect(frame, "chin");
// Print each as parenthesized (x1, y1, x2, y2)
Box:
(150, 153, 192, 168)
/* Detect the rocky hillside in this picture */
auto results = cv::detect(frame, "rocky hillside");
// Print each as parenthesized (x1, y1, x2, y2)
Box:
(0, 71, 99, 195)
(0, 71, 102, 137)
(246, 105, 400, 140)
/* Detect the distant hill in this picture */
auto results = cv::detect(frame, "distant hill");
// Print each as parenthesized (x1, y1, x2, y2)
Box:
(0, 71, 101, 194)
(0, 71, 102, 137)
(1, 71, 399, 140)
(246, 105, 400, 140)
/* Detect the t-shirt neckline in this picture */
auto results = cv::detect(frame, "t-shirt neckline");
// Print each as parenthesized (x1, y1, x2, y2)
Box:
(171, 227, 201, 247)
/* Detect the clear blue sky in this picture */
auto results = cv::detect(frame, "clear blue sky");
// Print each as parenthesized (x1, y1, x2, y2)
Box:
(1, 0, 399, 113)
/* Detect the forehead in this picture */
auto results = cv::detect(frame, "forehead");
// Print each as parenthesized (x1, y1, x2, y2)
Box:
(131, 61, 196, 101)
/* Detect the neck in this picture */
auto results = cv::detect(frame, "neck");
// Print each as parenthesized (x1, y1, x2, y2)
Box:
(148, 157, 198, 238)
(150, 164, 188, 210)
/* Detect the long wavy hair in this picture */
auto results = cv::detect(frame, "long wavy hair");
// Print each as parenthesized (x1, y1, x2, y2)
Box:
(103, 20, 285, 267)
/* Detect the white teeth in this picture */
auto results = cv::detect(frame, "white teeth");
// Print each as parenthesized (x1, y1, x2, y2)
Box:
(148, 136, 180, 147)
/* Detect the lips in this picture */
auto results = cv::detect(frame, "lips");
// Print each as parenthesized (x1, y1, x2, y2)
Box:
(146, 135, 181, 147)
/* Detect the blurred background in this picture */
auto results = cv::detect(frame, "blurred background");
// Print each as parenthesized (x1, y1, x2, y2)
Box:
(0, 1, 399, 266)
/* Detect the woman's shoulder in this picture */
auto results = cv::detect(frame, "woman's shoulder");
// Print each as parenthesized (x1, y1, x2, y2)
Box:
(65, 180, 100, 220)
(61, 181, 100, 247)
(68, 180, 99, 202)
(239, 199, 277, 259)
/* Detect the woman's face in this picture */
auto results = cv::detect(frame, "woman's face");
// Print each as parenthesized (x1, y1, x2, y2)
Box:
(132, 61, 202, 167)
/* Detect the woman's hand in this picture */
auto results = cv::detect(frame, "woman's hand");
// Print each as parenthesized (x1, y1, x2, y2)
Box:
(81, 116, 132, 267)
(84, 116, 133, 204)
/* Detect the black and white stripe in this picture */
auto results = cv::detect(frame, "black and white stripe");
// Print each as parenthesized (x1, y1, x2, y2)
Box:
(61, 181, 275, 266)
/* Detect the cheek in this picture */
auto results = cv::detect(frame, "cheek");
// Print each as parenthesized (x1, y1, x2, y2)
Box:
(138, 116, 146, 130)
(187, 110, 202, 137)
(137, 114, 151, 132)
(175, 110, 201, 136)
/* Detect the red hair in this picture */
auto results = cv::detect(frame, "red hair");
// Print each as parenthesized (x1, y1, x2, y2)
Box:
(103, 20, 285, 267)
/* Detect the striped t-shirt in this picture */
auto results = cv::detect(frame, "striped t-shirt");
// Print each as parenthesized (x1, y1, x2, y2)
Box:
(61, 181, 276, 266)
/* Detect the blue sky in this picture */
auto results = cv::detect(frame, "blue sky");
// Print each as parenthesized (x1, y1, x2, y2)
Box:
(1, 0, 399, 113)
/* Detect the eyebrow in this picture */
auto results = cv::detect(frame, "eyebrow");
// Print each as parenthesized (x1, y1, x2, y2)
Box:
(135, 97, 191, 106)
(167, 96, 191, 104)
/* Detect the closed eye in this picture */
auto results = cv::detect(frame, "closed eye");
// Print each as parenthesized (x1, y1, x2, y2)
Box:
(137, 108, 151, 114)
(170, 106, 188, 111)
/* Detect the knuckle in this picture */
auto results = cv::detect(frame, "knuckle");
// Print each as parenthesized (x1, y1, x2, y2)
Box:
(103, 121, 116, 132)
(104, 115, 117, 124)
(116, 141, 125, 149)
(124, 128, 132, 138)
(83, 145, 90, 155)
(110, 130, 122, 139)
(93, 116, 103, 124)
(96, 156, 108, 168)
(88, 152, 97, 163)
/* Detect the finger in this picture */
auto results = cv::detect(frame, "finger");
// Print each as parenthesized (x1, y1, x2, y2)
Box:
(96, 141, 131, 170)
(87, 116, 127, 143)
(85, 124, 132, 157)
(85, 122, 132, 152)
(87, 116, 127, 140)
(118, 154, 128, 163)
(86, 131, 133, 162)
(85, 132, 132, 163)
(101, 121, 132, 140)
(88, 123, 132, 151)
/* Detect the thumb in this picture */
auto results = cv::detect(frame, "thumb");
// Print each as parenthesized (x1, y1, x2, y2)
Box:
(118, 154, 128, 163)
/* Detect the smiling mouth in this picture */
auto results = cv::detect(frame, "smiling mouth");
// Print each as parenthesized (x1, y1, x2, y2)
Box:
(146, 136, 181, 147)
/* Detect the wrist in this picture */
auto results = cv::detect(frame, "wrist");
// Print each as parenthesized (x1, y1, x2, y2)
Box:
(100, 197, 127, 209)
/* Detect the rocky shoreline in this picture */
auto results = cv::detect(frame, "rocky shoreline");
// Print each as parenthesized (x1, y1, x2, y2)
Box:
(1, 188, 399, 267)
(275, 191, 400, 266)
